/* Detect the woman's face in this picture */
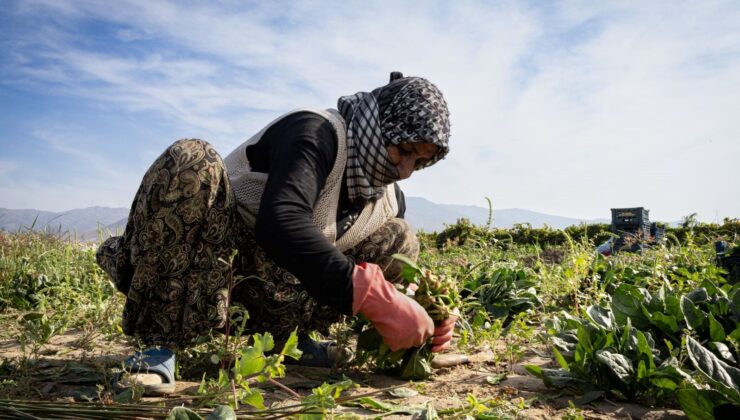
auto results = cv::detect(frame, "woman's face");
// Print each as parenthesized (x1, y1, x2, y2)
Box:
(386, 142, 439, 180)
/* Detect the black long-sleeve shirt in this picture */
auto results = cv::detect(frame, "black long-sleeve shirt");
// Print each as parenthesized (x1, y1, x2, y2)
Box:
(245, 111, 405, 315)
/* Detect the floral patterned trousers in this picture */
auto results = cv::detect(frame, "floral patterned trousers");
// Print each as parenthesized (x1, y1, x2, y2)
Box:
(96, 139, 418, 348)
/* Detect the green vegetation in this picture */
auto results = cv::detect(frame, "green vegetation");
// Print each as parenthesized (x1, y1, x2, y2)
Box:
(430, 217, 740, 248)
(0, 231, 122, 363)
(354, 254, 462, 380)
(461, 266, 541, 325)
(1, 217, 739, 418)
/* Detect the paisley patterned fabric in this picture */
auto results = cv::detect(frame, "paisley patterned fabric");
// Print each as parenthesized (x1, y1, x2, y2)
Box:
(230, 217, 419, 341)
(97, 139, 418, 348)
(97, 139, 238, 347)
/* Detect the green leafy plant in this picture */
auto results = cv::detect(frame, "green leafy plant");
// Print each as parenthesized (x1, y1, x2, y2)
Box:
(462, 266, 541, 325)
(527, 305, 689, 405)
(530, 280, 740, 412)
(298, 380, 355, 419)
(677, 336, 740, 419)
(17, 308, 70, 366)
(197, 330, 302, 409)
(355, 254, 461, 380)
(610, 281, 739, 361)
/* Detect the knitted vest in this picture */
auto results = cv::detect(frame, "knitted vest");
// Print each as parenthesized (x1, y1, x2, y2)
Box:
(223, 108, 399, 252)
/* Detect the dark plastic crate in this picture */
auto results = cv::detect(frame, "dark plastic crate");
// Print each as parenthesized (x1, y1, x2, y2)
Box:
(611, 207, 650, 227)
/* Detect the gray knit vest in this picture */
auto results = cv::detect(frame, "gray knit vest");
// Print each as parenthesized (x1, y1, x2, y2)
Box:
(223, 108, 399, 252)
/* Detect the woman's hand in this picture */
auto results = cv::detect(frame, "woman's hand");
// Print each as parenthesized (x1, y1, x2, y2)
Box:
(352, 262, 434, 351)
(431, 308, 459, 352)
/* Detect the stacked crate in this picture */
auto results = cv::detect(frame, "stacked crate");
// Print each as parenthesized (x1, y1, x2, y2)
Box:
(611, 207, 651, 252)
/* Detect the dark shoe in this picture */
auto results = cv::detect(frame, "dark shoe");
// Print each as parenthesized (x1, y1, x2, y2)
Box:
(113, 347, 176, 395)
(285, 338, 353, 368)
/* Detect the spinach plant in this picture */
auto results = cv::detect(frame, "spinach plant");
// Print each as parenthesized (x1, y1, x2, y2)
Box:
(355, 254, 461, 380)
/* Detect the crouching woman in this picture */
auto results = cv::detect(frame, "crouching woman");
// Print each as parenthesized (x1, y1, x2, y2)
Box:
(96, 72, 456, 394)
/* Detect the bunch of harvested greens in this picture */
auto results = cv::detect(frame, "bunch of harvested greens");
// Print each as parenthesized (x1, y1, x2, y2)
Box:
(354, 254, 461, 380)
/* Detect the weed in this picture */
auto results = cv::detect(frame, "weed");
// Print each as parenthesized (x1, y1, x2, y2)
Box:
(562, 400, 585, 420)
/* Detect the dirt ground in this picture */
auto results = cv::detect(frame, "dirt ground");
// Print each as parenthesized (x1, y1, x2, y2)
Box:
(0, 328, 686, 419)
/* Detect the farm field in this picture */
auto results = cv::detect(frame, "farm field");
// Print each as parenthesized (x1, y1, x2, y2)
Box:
(0, 219, 738, 419)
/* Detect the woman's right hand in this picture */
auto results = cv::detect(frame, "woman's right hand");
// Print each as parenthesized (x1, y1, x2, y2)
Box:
(352, 262, 434, 351)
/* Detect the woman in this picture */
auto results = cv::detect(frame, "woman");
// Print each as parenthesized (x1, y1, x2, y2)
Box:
(97, 72, 455, 394)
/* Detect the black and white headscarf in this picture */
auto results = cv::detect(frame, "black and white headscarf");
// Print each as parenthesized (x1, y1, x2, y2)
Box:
(337, 73, 450, 203)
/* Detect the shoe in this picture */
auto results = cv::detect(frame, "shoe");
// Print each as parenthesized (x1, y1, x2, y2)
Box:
(285, 338, 354, 368)
(113, 347, 176, 395)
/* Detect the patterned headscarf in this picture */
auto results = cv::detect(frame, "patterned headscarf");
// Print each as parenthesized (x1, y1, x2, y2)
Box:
(337, 72, 450, 203)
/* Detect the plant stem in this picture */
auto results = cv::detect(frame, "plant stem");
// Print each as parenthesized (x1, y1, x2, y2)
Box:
(268, 378, 301, 399)
(231, 378, 239, 410)
(221, 251, 238, 370)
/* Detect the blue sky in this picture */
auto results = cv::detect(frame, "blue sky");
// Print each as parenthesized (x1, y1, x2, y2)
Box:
(1, 0, 739, 222)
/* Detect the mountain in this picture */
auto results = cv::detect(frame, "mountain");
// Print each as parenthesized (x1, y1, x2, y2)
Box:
(0, 206, 129, 237)
(0, 199, 611, 240)
(404, 197, 609, 232)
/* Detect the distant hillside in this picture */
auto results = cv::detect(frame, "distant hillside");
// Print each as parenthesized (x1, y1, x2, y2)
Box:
(1, 199, 613, 240)
(405, 197, 610, 232)
(0, 206, 129, 238)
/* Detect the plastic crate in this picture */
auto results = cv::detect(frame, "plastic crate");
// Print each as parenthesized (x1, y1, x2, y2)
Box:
(611, 207, 651, 241)
(611, 207, 650, 227)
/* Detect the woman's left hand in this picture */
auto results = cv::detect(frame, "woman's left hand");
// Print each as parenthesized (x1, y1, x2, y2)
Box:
(431, 308, 459, 352)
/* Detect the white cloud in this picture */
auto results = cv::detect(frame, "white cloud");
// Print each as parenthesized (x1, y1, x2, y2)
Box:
(29, 128, 134, 182)
(3, 0, 740, 221)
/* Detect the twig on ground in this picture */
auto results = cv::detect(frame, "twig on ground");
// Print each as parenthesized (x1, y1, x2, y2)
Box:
(268, 378, 301, 399)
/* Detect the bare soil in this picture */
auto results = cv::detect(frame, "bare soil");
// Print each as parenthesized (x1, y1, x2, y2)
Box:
(0, 329, 685, 419)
